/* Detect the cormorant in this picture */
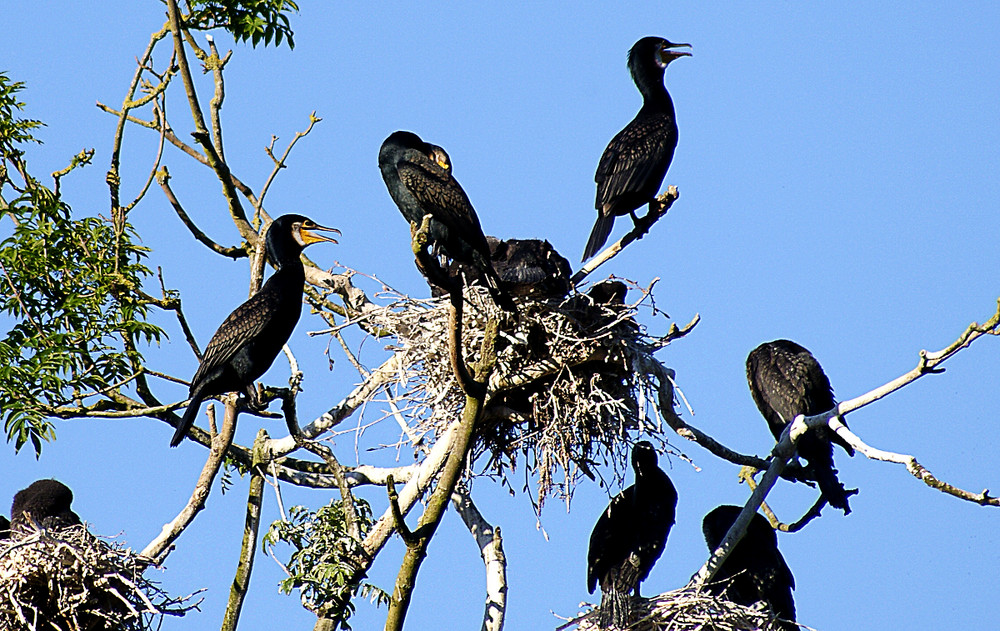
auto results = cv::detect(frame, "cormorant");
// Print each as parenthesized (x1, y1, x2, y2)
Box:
(430, 237, 572, 301)
(587, 441, 677, 628)
(703, 505, 797, 631)
(747, 340, 856, 513)
(9, 479, 81, 538)
(170, 214, 339, 447)
(378, 130, 517, 312)
(0, 515, 9, 540)
(584, 37, 690, 262)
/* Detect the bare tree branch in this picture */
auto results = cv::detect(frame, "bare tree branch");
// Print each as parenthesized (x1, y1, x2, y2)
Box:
(690, 300, 1000, 588)
(221, 429, 268, 631)
(571, 187, 680, 286)
(140, 399, 239, 563)
(156, 166, 247, 259)
(452, 484, 507, 631)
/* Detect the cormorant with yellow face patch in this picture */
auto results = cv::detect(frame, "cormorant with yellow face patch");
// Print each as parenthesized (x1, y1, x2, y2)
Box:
(170, 214, 339, 447)
(379, 130, 517, 312)
(584, 36, 690, 261)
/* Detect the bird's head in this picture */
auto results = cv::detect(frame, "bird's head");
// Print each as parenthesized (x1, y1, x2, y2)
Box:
(629, 37, 691, 78)
(631, 440, 660, 475)
(266, 214, 339, 265)
(427, 143, 452, 173)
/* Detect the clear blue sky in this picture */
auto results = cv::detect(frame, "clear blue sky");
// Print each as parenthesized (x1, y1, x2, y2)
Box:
(4, 3, 999, 630)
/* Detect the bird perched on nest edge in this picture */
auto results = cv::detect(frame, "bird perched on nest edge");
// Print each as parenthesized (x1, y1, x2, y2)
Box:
(9, 479, 81, 538)
(587, 441, 678, 628)
(379, 130, 517, 312)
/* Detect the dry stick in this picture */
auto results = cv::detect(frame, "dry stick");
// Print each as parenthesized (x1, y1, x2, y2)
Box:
(221, 429, 268, 631)
(691, 426, 794, 588)
(106, 21, 170, 213)
(156, 167, 246, 259)
(164, 0, 255, 242)
(571, 187, 680, 287)
(257, 113, 321, 211)
(739, 466, 828, 533)
(451, 484, 508, 631)
(141, 399, 239, 563)
(383, 321, 499, 631)
(642, 358, 771, 470)
(204, 35, 230, 162)
(828, 416, 998, 506)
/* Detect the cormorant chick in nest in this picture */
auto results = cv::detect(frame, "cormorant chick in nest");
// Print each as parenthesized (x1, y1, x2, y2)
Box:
(10, 479, 81, 538)
(703, 505, 796, 631)
(429, 236, 572, 301)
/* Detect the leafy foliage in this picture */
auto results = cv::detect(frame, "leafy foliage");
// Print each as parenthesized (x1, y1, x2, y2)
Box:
(0, 72, 43, 156)
(188, 0, 299, 49)
(0, 74, 163, 456)
(264, 498, 389, 629)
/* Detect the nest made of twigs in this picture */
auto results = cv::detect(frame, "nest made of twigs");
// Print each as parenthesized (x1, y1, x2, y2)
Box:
(0, 524, 197, 631)
(569, 585, 801, 631)
(364, 278, 677, 505)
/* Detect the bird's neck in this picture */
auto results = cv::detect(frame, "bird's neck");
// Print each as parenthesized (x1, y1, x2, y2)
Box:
(265, 253, 305, 291)
(635, 68, 672, 109)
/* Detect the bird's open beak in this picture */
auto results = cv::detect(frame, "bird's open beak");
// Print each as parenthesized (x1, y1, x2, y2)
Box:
(660, 42, 692, 63)
(301, 224, 341, 245)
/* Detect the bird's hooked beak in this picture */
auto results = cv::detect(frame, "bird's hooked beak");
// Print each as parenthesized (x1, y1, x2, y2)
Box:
(659, 41, 692, 64)
(429, 147, 451, 172)
(300, 221, 341, 246)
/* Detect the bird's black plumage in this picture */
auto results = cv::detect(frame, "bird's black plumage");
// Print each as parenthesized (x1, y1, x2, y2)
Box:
(9, 479, 81, 538)
(703, 505, 797, 631)
(587, 441, 677, 628)
(379, 131, 517, 312)
(0, 515, 9, 540)
(747, 340, 855, 513)
(584, 36, 690, 262)
(170, 214, 339, 447)
(429, 237, 572, 301)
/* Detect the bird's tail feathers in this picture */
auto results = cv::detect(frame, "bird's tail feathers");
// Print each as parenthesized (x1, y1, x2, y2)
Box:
(484, 266, 518, 313)
(811, 459, 852, 515)
(599, 586, 631, 630)
(583, 214, 615, 262)
(170, 391, 204, 447)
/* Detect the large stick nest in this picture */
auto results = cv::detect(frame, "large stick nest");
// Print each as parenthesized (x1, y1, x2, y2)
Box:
(363, 278, 682, 505)
(0, 524, 198, 631)
(568, 585, 801, 631)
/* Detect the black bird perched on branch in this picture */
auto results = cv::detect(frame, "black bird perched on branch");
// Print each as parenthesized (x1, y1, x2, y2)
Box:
(747, 340, 856, 513)
(583, 36, 690, 262)
(587, 441, 678, 628)
(0, 515, 9, 540)
(378, 130, 517, 312)
(702, 505, 797, 631)
(170, 214, 339, 447)
(9, 479, 81, 538)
